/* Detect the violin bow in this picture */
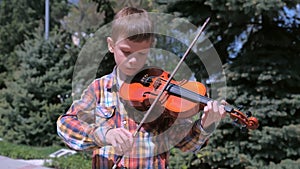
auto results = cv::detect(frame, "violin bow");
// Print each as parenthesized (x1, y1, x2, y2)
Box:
(112, 17, 211, 169)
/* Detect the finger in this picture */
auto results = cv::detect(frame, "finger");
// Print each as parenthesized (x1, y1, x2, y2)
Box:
(118, 129, 133, 146)
(212, 101, 219, 113)
(115, 144, 123, 155)
(206, 101, 212, 112)
(221, 100, 228, 106)
(111, 134, 123, 147)
(109, 133, 117, 147)
(203, 104, 209, 113)
(219, 105, 227, 118)
(120, 142, 132, 155)
(113, 134, 128, 155)
(116, 129, 133, 153)
(110, 135, 122, 155)
(118, 128, 132, 137)
(118, 140, 132, 155)
(122, 137, 133, 151)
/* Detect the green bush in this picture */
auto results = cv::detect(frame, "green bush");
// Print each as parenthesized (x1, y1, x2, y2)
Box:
(0, 141, 61, 159)
(0, 140, 92, 169)
(49, 153, 92, 169)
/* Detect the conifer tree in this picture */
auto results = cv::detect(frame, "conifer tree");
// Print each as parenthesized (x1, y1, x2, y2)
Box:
(165, 0, 300, 168)
(0, 29, 78, 146)
(0, 0, 69, 74)
(0, 0, 72, 146)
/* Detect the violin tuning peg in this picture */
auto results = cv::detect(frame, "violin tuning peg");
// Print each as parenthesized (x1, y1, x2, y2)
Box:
(246, 111, 252, 118)
(237, 105, 243, 111)
(234, 118, 239, 123)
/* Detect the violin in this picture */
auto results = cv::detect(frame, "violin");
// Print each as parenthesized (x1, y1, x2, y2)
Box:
(119, 67, 259, 130)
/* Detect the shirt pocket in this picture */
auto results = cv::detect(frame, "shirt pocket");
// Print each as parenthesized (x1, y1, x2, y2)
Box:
(95, 105, 115, 123)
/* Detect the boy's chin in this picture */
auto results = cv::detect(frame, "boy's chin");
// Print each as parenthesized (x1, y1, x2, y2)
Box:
(125, 72, 138, 78)
(125, 68, 141, 76)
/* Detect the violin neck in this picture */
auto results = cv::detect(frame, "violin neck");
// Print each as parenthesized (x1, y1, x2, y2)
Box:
(166, 83, 234, 113)
(166, 83, 212, 105)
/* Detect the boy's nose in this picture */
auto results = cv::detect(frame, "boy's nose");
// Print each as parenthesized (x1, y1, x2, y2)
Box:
(128, 56, 138, 64)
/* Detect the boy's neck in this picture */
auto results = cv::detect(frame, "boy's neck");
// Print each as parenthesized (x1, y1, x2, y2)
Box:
(116, 68, 126, 88)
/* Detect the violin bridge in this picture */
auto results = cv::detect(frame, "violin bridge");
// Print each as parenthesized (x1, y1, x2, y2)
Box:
(153, 78, 161, 89)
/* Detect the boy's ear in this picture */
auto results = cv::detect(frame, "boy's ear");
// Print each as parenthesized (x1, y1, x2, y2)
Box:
(107, 37, 114, 53)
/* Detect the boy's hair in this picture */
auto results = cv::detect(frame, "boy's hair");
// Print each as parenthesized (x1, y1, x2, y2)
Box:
(111, 7, 153, 42)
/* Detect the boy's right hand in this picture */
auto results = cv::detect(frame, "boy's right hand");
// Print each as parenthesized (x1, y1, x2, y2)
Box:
(105, 128, 134, 155)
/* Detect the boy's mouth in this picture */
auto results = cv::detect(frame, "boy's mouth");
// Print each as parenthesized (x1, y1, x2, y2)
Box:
(127, 67, 139, 71)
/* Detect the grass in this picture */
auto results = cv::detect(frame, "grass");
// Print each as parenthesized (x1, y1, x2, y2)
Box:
(0, 140, 62, 159)
(0, 140, 92, 169)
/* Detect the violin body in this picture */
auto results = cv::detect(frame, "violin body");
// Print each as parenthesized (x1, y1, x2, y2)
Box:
(120, 67, 207, 118)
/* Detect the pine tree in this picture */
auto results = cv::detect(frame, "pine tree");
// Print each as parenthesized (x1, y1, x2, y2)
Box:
(0, 29, 78, 146)
(204, 1, 300, 169)
(0, 0, 71, 146)
(165, 0, 300, 168)
(0, 0, 69, 72)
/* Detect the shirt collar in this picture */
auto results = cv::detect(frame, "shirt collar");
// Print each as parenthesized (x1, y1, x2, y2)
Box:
(107, 66, 120, 93)
(108, 64, 149, 92)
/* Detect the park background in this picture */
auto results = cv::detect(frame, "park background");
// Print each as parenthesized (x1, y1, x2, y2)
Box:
(0, 0, 299, 168)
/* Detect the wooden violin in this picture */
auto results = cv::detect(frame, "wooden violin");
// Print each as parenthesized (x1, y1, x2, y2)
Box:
(119, 67, 259, 130)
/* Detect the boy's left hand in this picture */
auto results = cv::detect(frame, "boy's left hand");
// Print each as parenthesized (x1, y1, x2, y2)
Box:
(201, 100, 227, 129)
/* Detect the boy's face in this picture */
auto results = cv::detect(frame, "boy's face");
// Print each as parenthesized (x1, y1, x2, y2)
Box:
(108, 37, 151, 77)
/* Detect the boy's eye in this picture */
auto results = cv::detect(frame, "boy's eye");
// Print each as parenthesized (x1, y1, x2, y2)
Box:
(122, 51, 131, 55)
(139, 52, 148, 56)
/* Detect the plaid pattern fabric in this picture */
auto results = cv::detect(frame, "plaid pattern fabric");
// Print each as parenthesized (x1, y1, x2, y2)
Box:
(57, 68, 211, 169)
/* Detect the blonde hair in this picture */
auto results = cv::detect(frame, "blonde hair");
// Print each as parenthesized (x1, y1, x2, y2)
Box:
(111, 7, 153, 42)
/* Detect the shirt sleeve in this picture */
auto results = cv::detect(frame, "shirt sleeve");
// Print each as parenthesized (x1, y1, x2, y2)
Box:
(56, 80, 111, 150)
(171, 119, 216, 152)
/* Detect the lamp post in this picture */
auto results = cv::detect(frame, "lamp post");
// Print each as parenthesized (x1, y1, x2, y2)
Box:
(45, 0, 49, 40)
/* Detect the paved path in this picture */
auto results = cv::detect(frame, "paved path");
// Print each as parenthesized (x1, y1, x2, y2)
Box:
(0, 156, 53, 169)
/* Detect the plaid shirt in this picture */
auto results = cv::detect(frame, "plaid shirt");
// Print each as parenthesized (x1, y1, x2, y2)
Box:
(57, 68, 213, 169)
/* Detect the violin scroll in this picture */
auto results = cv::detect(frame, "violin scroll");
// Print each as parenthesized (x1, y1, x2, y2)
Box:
(225, 105, 259, 131)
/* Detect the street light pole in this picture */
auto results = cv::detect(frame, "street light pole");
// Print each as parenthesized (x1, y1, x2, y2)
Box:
(45, 0, 49, 40)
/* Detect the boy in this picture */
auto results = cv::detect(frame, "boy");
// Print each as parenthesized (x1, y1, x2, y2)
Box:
(57, 7, 226, 169)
